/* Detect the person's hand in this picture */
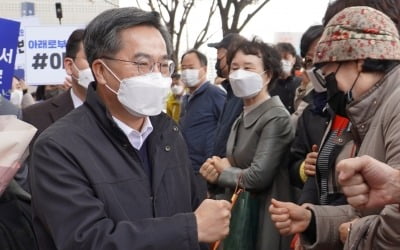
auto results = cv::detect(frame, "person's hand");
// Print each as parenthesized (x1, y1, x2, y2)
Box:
(62, 75, 73, 90)
(199, 158, 219, 184)
(212, 156, 231, 173)
(337, 155, 400, 209)
(304, 145, 318, 176)
(18, 79, 29, 92)
(195, 199, 232, 243)
(269, 199, 312, 236)
(338, 218, 358, 244)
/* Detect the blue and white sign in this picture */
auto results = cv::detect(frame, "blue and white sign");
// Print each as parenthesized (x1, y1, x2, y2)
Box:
(25, 26, 80, 85)
(0, 18, 20, 99)
(13, 16, 41, 81)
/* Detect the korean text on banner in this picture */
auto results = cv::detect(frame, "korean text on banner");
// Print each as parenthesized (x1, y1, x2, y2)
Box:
(25, 26, 80, 85)
(0, 18, 20, 99)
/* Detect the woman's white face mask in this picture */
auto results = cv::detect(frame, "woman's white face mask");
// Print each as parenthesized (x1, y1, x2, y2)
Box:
(229, 69, 265, 99)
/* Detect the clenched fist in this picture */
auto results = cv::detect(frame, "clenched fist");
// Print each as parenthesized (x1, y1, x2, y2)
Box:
(195, 199, 232, 243)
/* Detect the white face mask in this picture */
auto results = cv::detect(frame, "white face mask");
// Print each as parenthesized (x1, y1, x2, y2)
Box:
(306, 67, 326, 93)
(229, 69, 265, 99)
(171, 85, 184, 95)
(102, 62, 171, 117)
(73, 63, 94, 88)
(181, 69, 200, 87)
(281, 59, 293, 75)
(10, 89, 23, 107)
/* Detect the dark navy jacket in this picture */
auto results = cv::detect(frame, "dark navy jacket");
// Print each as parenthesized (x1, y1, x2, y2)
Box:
(180, 81, 226, 171)
(212, 80, 243, 157)
(30, 83, 206, 250)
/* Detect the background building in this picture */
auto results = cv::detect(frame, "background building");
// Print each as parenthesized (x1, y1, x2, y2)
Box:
(0, 0, 118, 25)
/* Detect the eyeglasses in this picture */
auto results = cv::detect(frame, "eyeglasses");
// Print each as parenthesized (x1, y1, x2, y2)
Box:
(302, 57, 313, 69)
(102, 56, 175, 77)
(312, 67, 327, 88)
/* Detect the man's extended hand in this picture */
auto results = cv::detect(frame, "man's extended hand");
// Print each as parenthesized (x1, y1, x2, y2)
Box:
(269, 199, 312, 236)
(337, 155, 400, 209)
(195, 199, 232, 243)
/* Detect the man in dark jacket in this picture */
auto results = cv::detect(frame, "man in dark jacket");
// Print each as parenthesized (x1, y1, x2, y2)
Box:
(270, 42, 302, 114)
(179, 49, 226, 198)
(206, 34, 246, 197)
(208, 33, 246, 158)
(29, 7, 231, 250)
(23, 29, 92, 143)
(21, 29, 92, 193)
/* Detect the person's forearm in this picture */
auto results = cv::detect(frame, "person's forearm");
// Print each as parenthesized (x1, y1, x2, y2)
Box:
(301, 205, 355, 250)
(391, 169, 400, 204)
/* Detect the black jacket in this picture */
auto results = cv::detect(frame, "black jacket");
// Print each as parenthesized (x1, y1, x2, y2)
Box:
(30, 83, 205, 250)
(288, 94, 330, 190)
(212, 80, 243, 157)
(269, 76, 301, 114)
(22, 90, 74, 145)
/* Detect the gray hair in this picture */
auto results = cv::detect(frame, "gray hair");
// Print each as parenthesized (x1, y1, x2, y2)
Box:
(84, 7, 172, 66)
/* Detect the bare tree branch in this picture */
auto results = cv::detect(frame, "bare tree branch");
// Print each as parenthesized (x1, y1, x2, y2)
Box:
(103, 0, 118, 7)
(147, 0, 170, 31)
(238, 0, 270, 32)
(143, 0, 267, 67)
(229, 0, 244, 32)
(156, 0, 170, 24)
(217, 0, 231, 35)
(174, 0, 195, 62)
(158, 0, 169, 11)
(193, 0, 218, 49)
(218, 0, 270, 35)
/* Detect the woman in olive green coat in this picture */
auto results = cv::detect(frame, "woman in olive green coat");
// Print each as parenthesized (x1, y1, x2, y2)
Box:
(200, 39, 295, 250)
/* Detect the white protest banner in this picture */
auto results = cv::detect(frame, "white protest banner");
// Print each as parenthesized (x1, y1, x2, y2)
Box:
(25, 26, 81, 85)
(13, 16, 41, 80)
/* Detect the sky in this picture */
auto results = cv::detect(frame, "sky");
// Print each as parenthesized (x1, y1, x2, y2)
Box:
(119, 0, 331, 46)
(119, 0, 331, 77)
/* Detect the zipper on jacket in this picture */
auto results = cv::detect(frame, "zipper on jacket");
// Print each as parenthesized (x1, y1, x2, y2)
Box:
(150, 195, 156, 217)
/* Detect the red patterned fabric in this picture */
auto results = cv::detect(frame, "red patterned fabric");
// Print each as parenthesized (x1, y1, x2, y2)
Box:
(314, 6, 400, 64)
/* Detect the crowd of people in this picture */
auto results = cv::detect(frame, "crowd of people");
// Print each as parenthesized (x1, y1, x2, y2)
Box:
(1, 0, 400, 249)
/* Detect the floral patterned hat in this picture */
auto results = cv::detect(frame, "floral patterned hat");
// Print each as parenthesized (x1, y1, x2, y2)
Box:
(314, 6, 400, 64)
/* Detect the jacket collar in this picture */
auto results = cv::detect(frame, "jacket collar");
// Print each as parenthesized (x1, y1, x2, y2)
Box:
(242, 96, 284, 128)
(49, 89, 75, 122)
(85, 82, 171, 194)
(85, 82, 169, 136)
(188, 81, 210, 97)
(85, 82, 117, 133)
(347, 64, 400, 143)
